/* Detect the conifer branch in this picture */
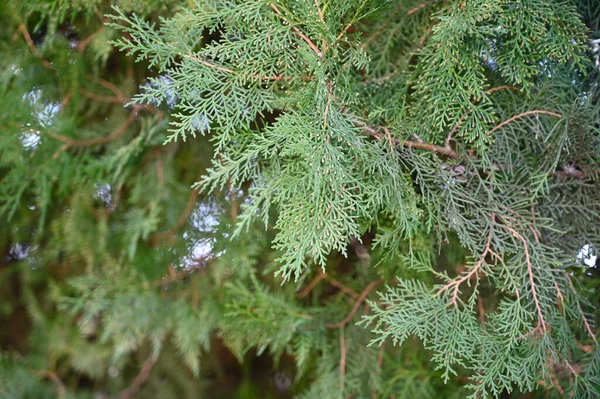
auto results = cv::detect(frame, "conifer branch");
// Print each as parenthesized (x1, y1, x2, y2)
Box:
(359, 123, 458, 158)
(18, 24, 52, 69)
(565, 273, 598, 344)
(151, 182, 202, 244)
(36, 370, 66, 399)
(76, 25, 105, 53)
(270, 4, 323, 57)
(498, 224, 547, 333)
(326, 280, 381, 328)
(50, 111, 137, 157)
(298, 270, 359, 299)
(489, 110, 563, 135)
(117, 352, 159, 399)
(438, 214, 498, 305)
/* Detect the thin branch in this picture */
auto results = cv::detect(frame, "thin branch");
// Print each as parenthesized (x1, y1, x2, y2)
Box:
(77, 25, 105, 53)
(326, 280, 382, 328)
(327, 277, 359, 299)
(271, 4, 323, 57)
(486, 85, 520, 95)
(80, 88, 123, 103)
(298, 272, 327, 298)
(36, 370, 66, 399)
(499, 224, 547, 333)
(118, 352, 159, 399)
(381, 126, 395, 152)
(339, 327, 347, 380)
(151, 183, 202, 244)
(438, 214, 497, 305)
(489, 110, 562, 135)
(88, 75, 129, 103)
(18, 24, 52, 69)
(315, 0, 325, 22)
(407, 2, 430, 15)
(50, 111, 137, 158)
(358, 122, 458, 158)
(565, 273, 598, 344)
(297, 270, 359, 299)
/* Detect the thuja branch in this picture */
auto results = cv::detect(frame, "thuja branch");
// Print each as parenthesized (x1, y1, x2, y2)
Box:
(438, 214, 500, 305)
(270, 3, 324, 57)
(358, 122, 457, 158)
(326, 280, 381, 329)
(489, 110, 563, 135)
(499, 224, 548, 333)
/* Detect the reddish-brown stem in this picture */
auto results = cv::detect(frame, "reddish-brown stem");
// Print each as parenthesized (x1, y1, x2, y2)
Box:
(499, 224, 547, 333)
(50, 111, 137, 158)
(407, 2, 430, 15)
(315, 0, 325, 22)
(327, 277, 359, 299)
(297, 270, 359, 299)
(438, 214, 497, 305)
(37, 370, 66, 399)
(118, 352, 159, 399)
(77, 26, 105, 53)
(489, 110, 562, 135)
(88, 75, 129, 103)
(565, 273, 597, 344)
(19, 24, 52, 69)
(360, 123, 458, 158)
(270, 4, 323, 57)
(298, 272, 327, 298)
(339, 328, 347, 377)
(326, 280, 382, 328)
(151, 183, 201, 244)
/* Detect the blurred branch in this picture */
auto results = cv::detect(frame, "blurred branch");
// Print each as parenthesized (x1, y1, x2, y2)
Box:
(117, 352, 159, 399)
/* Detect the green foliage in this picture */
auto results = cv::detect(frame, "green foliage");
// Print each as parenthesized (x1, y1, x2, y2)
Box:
(1, 0, 600, 398)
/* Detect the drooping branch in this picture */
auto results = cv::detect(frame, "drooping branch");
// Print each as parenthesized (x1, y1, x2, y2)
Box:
(438, 214, 499, 305)
(489, 110, 563, 135)
(270, 3, 324, 57)
(499, 224, 547, 333)
(326, 280, 382, 328)
(117, 352, 159, 399)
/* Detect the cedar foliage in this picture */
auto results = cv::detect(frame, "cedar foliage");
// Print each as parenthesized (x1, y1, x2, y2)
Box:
(1, 0, 600, 398)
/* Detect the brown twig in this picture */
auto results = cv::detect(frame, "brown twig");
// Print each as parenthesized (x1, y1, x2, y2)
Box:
(118, 352, 159, 399)
(89, 75, 129, 103)
(59, 90, 72, 114)
(499, 224, 547, 333)
(323, 82, 334, 131)
(37, 370, 66, 399)
(381, 126, 395, 153)
(50, 111, 137, 158)
(270, 4, 323, 57)
(564, 273, 598, 344)
(19, 24, 52, 69)
(298, 271, 327, 298)
(326, 280, 382, 328)
(297, 270, 359, 299)
(80, 88, 123, 103)
(486, 85, 520, 95)
(77, 25, 105, 53)
(407, 2, 430, 15)
(315, 0, 325, 22)
(339, 328, 347, 376)
(489, 110, 562, 135)
(359, 122, 458, 158)
(151, 184, 201, 244)
(438, 214, 498, 305)
(327, 277, 359, 299)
